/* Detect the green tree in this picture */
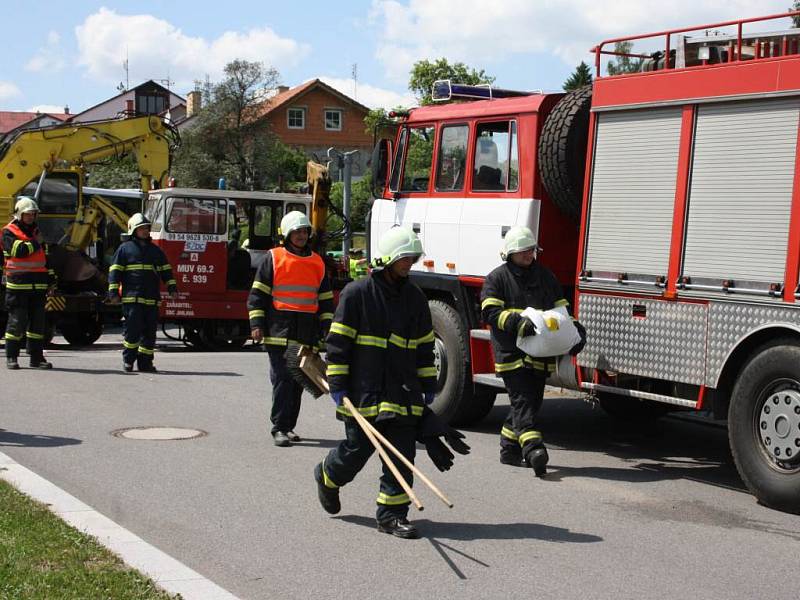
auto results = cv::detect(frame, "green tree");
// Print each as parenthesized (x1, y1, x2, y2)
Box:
(85, 155, 141, 189)
(363, 107, 405, 140)
(792, 1, 800, 27)
(606, 41, 644, 75)
(409, 58, 494, 106)
(563, 61, 593, 91)
(328, 174, 374, 234)
(178, 59, 281, 190)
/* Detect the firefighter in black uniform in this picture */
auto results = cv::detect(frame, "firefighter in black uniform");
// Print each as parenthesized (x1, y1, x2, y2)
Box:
(480, 225, 586, 476)
(107, 213, 176, 372)
(248, 211, 334, 447)
(313, 226, 469, 539)
(2, 197, 56, 370)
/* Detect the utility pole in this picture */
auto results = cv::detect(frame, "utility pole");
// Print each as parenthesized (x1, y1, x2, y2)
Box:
(352, 63, 358, 102)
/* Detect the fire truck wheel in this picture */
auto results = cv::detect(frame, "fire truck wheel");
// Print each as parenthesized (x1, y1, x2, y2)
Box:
(538, 85, 593, 221)
(729, 343, 800, 514)
(58, 314, 103, 346)
(428, 299, 481, 425)
(598, 393, 671, 422)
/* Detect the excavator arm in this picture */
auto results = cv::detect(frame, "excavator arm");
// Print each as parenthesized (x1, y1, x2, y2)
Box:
(65, 194, 134, 252)
(0, 115, 176, 221)
(306, 160, 331, 253)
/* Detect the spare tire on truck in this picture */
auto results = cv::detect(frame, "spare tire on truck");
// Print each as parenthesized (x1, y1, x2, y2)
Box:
(538, 85, 593, 220)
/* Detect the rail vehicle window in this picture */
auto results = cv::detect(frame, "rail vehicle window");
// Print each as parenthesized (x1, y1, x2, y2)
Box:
(472, 121, 518, 192)
(21, 172, 79, 214)
(401, 126, 435, 193)
(435, 125, 469, 191)
(166, 197, 225, 233)
(286, 203, 307, 214)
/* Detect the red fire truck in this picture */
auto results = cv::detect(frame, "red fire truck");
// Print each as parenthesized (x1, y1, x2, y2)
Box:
(369, 11, 800, 513)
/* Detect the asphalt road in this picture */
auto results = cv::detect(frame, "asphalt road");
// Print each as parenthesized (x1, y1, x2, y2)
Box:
(2, 330, 799, 600)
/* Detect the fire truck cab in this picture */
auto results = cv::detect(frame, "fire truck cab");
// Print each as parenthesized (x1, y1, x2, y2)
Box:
(371, 11, 800, 513)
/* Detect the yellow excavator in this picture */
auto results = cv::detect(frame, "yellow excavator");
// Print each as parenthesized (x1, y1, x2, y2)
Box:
(0, 114, 177, 344)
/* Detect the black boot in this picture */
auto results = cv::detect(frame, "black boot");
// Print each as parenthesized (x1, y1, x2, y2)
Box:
(525, 446, 549, 477)
(313, 463, 341, 514)
(377, 517, 419, 539)
(273, 431, 291, 447)
(30, 359, 53, 369)
(138, 363, 157, 373)
(500, 449, 522, 466)
(123, 361, 134, 372)
(6, 356, 19, 370)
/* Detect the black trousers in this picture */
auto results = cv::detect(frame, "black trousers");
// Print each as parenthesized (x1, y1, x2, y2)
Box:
(122, 303, 158, 366)
(500, 368, 547, 460)
(4, 291, 46, 361)
(322, 418, 417, 522)
(267, 348, 303, 434)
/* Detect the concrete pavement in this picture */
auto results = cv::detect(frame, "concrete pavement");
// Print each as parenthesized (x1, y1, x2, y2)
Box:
(2, 331, 800, 599)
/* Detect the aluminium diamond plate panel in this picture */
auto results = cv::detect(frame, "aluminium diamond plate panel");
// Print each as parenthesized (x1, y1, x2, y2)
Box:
(706, 302, 800, 386)
(577, 294, 707, 384)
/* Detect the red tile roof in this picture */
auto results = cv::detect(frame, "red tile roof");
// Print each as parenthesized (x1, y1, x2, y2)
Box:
(252, 79, 369, 120)
(0, 111, 69, 134)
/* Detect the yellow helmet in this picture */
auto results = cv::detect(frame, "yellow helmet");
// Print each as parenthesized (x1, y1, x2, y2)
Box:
(14, 196, 40, 219)
(500, 225, 539, 261)
(372, 226, 424, 268)
(127, 213, 152, 235)
(279, 211, 312, 238)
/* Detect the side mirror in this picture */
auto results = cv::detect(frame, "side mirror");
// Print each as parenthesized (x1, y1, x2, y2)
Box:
(370, 139, 392, 199)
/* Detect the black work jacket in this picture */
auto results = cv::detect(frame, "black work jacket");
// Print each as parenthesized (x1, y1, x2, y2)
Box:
(246, 244, 333, 348)
(480, 260, 568, 375)
(1, 220, 54, 291)
(325, 271, 436, 423)
(108, 238, 176, 304)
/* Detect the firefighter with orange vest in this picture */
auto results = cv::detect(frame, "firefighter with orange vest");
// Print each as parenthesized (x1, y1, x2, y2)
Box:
(2, 197, 56, 370)
(248, 211, 334, 447)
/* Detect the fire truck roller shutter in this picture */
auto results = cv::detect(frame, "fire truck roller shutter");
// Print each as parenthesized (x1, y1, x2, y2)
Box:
(538, 85, 593, 221)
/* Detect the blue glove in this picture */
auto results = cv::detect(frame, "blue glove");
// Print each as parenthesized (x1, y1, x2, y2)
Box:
(423, 392, 436, 405)
(331, 391, 347, 407)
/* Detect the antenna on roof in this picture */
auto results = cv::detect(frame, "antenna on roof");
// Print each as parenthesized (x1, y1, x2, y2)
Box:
(352, 63, 358, 101)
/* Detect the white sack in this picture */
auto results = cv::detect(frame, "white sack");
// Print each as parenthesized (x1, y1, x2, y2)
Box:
(515, 305, 581, 358)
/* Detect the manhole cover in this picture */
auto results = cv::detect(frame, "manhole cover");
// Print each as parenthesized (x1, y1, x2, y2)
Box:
(111, 427, 207, 441)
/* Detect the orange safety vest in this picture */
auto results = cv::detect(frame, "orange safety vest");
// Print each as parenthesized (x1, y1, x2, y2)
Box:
(3, 222, 47, 276)
(270, 246, 325, 313)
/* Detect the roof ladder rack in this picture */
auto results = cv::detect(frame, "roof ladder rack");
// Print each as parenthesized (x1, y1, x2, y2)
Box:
(431, 79, 535, 102)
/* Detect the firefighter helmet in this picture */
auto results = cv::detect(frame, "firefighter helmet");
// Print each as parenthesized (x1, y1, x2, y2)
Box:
(279, 211, 313, 238)
(14, 196, 40, 219)
(500, 225, 540, 261)
(372, 226, 424, 268)
(127, 213, 152, 235)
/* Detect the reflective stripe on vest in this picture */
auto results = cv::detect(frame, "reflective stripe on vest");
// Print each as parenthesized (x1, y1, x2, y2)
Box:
(3, 222, 47, 275)
(270, 247, 325, 313)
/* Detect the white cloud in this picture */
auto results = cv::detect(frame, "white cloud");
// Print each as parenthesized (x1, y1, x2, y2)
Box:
(26, 104, 67, 114)
(0, 81, 21, 101)
(25, 30, 66, 72)
(319, 76, 415, 109)
(75, 8, 310, 89)
(370, 0, 794, 81)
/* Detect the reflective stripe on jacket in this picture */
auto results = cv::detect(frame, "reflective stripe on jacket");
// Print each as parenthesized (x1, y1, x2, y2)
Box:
(270, 247, 325, 313)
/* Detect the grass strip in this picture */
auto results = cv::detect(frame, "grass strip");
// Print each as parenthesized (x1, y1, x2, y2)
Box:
(0, 478, 179, 599)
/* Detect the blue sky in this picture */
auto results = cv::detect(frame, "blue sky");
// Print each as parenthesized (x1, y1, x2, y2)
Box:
(1, 1, 795, 114)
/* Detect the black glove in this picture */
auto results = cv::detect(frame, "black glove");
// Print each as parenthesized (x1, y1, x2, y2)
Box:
(425, 437, 455, 472)
(517, 316, 537, 338)
(569, 320, 587, 355)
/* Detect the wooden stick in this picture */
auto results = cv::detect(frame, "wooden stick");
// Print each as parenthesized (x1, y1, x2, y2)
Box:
(358, 416, 453, 509)
(299, 349, 451, 509)
(342, 397, 424, 511)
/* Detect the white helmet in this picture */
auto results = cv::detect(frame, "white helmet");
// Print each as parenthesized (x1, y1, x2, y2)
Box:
(279, 211, 312, 238)
(127, 213, 152, 236)
(14, 196, 40, 219)
(500, 225, 540, 261)
(372, 226, 424, 268)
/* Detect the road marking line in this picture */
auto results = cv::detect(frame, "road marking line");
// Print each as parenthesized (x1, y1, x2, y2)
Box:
(0, 451, 240, 600)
